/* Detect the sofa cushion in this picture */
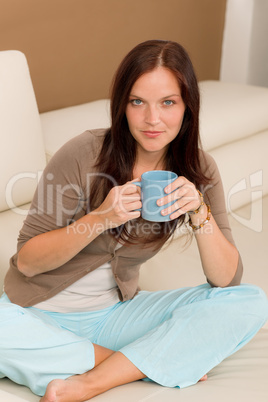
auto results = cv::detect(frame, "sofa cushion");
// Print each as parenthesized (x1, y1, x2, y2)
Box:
(210, 129, 268, 210)
(199, 80, 268, 151)
(40, 99, 111, 161)
(0, 51, 46, 212)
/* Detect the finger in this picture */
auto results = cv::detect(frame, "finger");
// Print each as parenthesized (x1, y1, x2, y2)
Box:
(164, 176, 189, 194)
(124, 200, 142, 212)
(120, 182, 141, 196)
(168, 208, 187, 220)
(158, 207, 184, 222)
(161, 199, 193, 219)
(121, 194, 141, 203)
(157, 186, 186, 207)
(130, 179, 141, 195)
(119, 201, 141, 220)
(127, 210, 141, 219)
(158, 183, 197, 207)
(117, 198, 142, 216)
(160, 184, 200, 209)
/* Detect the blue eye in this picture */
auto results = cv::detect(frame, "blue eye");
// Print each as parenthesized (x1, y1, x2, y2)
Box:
(131, 99, 143, 106)
(163, 100, 174, 106)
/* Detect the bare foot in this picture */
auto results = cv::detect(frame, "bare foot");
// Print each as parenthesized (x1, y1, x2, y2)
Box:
(40, 369, 208, 401)
(40, 374, 96, 402)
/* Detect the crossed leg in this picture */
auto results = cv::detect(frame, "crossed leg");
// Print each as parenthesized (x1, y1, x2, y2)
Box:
(40, 344, 207, 402)
(2, 284, 266, 401)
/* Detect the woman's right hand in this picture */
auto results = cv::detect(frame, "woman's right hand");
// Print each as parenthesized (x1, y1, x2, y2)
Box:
(93, 180, 141, 230)
(17, 180, 141, 277)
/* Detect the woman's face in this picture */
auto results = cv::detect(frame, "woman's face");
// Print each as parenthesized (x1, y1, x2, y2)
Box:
(125, 67, 186, 160)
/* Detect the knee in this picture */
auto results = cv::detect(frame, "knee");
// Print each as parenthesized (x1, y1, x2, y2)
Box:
(212, 284, 268, 325)
(236, 284, 268, 324)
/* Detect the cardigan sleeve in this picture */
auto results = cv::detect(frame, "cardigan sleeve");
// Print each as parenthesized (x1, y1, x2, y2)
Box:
(199, 150, 243, 286)
(16, 130, 104, 253)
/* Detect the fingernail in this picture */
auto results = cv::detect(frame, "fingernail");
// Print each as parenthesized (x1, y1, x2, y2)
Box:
(165, 186, 170, 194)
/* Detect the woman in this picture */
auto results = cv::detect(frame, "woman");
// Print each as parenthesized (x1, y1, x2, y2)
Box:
(0, 40, 267, 402)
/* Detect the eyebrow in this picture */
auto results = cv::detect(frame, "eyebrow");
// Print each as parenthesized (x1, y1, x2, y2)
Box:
(129, 94, 181, 99)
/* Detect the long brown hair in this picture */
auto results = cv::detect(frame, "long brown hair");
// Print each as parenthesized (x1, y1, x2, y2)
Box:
(90, 40, 209, 249)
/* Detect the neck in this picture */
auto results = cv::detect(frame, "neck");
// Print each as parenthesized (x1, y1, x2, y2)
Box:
(132, 150, 167, 179)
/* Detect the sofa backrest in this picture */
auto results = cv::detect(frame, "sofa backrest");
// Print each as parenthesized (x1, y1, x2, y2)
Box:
(199, 81, 268, 151)
(199, 80, 268, 213)
(0, 50, 46, 212)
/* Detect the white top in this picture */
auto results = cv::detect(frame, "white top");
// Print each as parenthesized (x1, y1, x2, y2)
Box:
(33, 262, 120, 312)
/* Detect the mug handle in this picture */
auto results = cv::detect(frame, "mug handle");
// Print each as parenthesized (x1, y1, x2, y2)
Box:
(132, 181, 142, 212)
(132, 181, 141, 187)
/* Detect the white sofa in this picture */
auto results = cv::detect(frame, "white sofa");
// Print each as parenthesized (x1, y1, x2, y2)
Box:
(0, 50, 268, 401)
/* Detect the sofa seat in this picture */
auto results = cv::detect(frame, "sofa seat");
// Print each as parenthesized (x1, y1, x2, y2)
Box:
(0, 328, 267, 401)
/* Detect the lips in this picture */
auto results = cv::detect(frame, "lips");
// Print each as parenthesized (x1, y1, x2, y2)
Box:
(142, 131, 163, 138)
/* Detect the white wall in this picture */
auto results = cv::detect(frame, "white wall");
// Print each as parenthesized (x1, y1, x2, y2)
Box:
(220, 0, 268, 87)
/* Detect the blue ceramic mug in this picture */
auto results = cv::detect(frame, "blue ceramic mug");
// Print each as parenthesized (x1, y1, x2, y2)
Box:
(134, 170, 178, 222)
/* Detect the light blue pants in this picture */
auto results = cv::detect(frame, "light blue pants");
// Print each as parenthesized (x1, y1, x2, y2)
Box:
(0, 283, 267, 396)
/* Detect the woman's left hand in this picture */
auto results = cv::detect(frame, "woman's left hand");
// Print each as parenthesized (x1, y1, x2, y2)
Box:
(157, 176, 202, 220)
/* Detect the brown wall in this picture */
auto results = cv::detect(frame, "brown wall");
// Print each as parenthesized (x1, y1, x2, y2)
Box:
(0, 0, 226, 113)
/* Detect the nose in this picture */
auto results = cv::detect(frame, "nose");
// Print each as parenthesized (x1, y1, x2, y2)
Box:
(145, 105, 160, 126)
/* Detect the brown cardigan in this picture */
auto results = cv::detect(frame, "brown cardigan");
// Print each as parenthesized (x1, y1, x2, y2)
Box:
(4, 129, 243, 307)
